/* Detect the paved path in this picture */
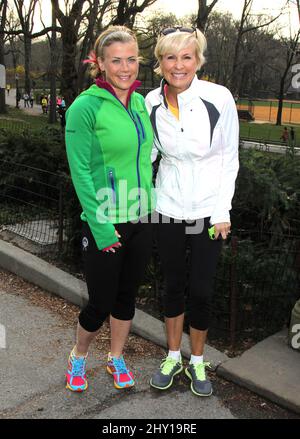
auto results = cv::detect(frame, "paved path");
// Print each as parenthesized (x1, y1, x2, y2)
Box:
(0, 277, 234, 420)
(5, 88, 44, 116)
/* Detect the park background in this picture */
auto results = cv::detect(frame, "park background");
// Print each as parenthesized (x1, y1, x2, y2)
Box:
(0, 0, 300, 354)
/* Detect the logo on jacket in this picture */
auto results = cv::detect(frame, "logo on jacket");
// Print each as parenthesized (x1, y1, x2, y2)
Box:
(82, 237, 89, 251)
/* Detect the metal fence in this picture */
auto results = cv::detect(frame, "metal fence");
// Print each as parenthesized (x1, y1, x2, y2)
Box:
(1, 160, 299, 349)
(211, 231, 300, 346)
(0, 160, 72, 257)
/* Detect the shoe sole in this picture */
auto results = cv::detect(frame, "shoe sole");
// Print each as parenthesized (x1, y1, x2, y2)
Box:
(185, 368, 212, 397)
(106, 366, 135, 389)
(65, 380, 88, 392)
(149, 365, 183, 390)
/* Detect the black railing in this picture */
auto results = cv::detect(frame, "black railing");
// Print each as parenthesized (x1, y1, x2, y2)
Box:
(0, 159, 72, 256)
(1, 160, 299, 349)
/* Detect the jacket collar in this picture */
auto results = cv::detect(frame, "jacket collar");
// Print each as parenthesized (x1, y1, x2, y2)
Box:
(95, 78, 141, 107)
(160, 75, 199, 107)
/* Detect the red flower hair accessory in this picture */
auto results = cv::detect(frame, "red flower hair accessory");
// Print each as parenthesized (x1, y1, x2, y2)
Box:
(83, 50, 98, 65)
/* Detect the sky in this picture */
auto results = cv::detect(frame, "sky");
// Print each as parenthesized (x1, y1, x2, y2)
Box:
(149, 0, 299, 35)
(23, 0, 299, 36)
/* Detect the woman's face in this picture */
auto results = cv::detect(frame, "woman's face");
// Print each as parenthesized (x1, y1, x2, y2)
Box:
(160, 43, 198, 94)
(98, 41, 139, 95)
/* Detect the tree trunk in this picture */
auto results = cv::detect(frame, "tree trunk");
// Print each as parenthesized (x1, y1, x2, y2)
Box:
(276, 77, 285, 126)
(77, 0, 99, 93)
(49, 3, 57, 124)
(0, 0, 7, 114)
(24, 34, 32, 93)
(60, 18, 79, 106)
(196, 0, 219, 32)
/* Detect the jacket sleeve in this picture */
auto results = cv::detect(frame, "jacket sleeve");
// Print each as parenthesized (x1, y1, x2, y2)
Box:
(145, 95, 159, 163)
(65, 97, 118, 250)
(210, 91, 239, 225)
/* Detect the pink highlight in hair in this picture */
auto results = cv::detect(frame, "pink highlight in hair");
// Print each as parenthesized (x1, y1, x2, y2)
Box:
(83, 50, 98, 65)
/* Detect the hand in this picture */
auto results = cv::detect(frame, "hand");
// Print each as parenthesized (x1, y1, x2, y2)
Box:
(213, 222, 231, 240)
(104, 229, 122, 253)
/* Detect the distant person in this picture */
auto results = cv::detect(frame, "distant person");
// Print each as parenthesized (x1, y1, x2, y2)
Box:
(6, 84, 10, 95)
(56, 96, 62, 109)
(280, 127, 289, 143)
(290, 127, 296, 147)
(29, 91, 34, 108)
(41, 96, 48, 114)
(23, 92, 30, 108)
(58, 106, 66, 132)
(16, 90, 21, 108)
(60, 97, 66, 109)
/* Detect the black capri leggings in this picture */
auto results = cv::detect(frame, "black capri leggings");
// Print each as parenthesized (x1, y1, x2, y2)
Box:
(79, 220, 152, 332)
(157, 216, 222, 331)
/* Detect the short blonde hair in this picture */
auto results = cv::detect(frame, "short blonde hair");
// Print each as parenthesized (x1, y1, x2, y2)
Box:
(154, 29, 207, 76)
(89, 26, 138, 79)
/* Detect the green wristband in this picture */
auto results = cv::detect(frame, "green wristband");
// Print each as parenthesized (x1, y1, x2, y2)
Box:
(208, 225, 215, 240)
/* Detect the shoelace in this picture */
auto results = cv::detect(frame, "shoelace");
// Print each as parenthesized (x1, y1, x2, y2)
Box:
(71, 356, 86, 377)
(160, 357, 179, 375)
(192, 361, 211, 381)
(112, 357, 128, 374)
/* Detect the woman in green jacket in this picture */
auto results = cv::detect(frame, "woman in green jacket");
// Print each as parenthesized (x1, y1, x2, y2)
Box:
(65, 26, 154, 392)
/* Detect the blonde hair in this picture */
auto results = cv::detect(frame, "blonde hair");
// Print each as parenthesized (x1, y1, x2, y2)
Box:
(154, 29, 207, 76)
(89, 26, 138, 79)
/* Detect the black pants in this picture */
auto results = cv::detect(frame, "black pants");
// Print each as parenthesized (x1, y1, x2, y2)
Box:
(157, 216, 222, 331)
(79, 220, 152, 332)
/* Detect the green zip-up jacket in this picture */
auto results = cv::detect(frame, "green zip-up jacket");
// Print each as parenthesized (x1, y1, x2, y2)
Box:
(65, 84, 154, 250)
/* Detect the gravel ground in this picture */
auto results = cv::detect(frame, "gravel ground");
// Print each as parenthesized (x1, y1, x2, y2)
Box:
(1, 268, 299, 420)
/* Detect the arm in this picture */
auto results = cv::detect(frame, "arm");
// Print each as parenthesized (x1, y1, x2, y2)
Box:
(65, 97, 119, 251)
(210, 91, 239, 227)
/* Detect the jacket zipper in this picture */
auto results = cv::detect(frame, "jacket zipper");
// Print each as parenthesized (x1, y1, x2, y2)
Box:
(108, 170, 116, 204)
(115, 97, 142, 217)
(136, 113, 145, 140)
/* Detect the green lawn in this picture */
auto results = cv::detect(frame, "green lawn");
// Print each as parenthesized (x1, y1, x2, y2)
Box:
(240, 122, 300, 146)
(0, 106, 60, 130)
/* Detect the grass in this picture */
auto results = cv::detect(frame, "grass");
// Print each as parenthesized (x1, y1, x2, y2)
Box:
(240, 122, 300, 146)
(0, 106, 60, 130)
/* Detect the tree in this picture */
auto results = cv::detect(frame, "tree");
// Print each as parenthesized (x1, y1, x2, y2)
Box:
(230, 0, 282, 94)
(51, 0, 86, 106)
(0, 0, 8, 114)
(13, 0, 38, 94)
(276, 29, 300, 125)
(111, 0, 157, 28)
(139, 12, 180, 87)
(4, 1, 59, 95)
(77, 0, 102, 93)
(196, 0, 219, 31)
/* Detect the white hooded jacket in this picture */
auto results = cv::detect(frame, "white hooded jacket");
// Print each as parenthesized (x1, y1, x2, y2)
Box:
(145, 76, 239, 224)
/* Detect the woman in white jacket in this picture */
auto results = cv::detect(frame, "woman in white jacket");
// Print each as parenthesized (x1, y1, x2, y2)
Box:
(145, 27, 239, 397)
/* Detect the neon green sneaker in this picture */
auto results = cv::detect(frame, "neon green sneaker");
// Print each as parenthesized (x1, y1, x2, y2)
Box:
(185, 362, 212, 396)
(150, 356, 183, 390)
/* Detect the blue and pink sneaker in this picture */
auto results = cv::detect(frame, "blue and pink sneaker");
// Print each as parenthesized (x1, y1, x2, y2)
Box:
(66, 350, 88, 392)
(106, 353, 135, 389)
